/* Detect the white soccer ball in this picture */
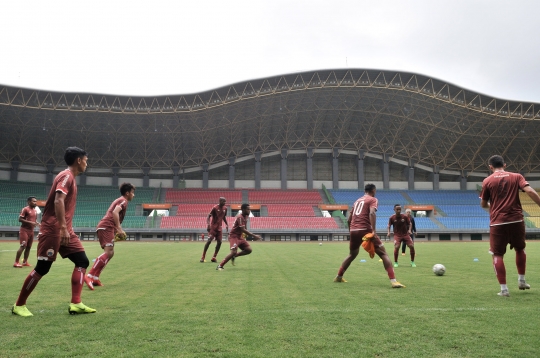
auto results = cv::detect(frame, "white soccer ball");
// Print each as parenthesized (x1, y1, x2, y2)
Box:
(432, 264, 446, 276)
(319, 242, 322, 246)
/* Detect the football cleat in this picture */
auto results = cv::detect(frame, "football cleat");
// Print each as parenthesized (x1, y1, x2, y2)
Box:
(12, 304, 33, 317)
(231, 256, 235, 266)
(216, 265, 224, 271)
(391, 282, 406, 288)
(411, 262, 417, 268)
(393, 262, 399, 268)
(13, 262, 22, 268)
(69, 302, 96, 314)
(333, 276, 347, 283)
(211, 257, 217, 263)
(518, 281, 530, 290)
(401, 253, 406, 256)
(498, 290, 510, 297)
(93, 280, 104, 287)
(84, 275, 94, 290)
(200, 259, 206, 263)
(22, 262, 32, 267)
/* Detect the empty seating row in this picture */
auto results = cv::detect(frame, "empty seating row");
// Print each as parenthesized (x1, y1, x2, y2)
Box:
(77, 186, 155, 203)
(407, 190, 480, 205)
(266, 205, 315, 217)
(166, 190, 242, 204)
(330, 190, 408, 205)
(436, 217, 489, 229)
(175, 204, 228, 217)
(161, 216, 227, 229)
(436, 205, 489, 216)
(250, 217, 338, 229)
(248, 190, 323, 204)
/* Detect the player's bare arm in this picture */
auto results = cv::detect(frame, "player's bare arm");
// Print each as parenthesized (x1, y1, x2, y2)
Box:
(240, 226, 262, 240)
(408, 222, 412, 235)
(18, 217, 40, 227)
(223, 216, 229, 232)
(206, 212, 212, 231)
(524, 185, 540, 206)
(369, 207, 378, 238)
(54, 192, 70, 246)
(480, 198, 489, 209)
(112, 205, 125, 236)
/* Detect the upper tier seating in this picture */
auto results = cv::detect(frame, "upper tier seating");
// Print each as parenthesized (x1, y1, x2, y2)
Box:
(175, 204, 230, 216)
(437, 205, 488, 217)
(266, 205, 315, 217)
(249, 217, 338, 229)
(161, 216, 227, 229)
(407, 190, 480, 205)
(248, 190, 323, 204)
(329, 190, 408, 205)
(437, 217, 489, 229)
(166, 189, 242, 204)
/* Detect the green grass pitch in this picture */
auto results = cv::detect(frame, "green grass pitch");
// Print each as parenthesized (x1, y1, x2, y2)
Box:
(1, 240, 539, 357)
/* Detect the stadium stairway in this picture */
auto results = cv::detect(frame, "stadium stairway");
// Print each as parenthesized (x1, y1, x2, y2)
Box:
(400, 192, 415, 204)
(319, 190, 331, 204)
(242, 190, 249, 203)
(169, 205, 178, 216)
(260, 205, 268, 217)
(313, 206, 323, 217)
(430, 217, 445, 229)
(135, 205, 143, 216)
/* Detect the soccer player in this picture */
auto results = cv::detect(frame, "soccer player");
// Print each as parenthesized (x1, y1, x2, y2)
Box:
(401, 208, 417, 256)
(14, 196, 40, 267)
(216, 203, 261, 270)
(12, 147, 96, 317)
(200, 197, 229, 263)
(480, 155, 540, 297)
(388, 204, 416, 268)
(334, 183, 405, 288)
(85, 183, 135, 290)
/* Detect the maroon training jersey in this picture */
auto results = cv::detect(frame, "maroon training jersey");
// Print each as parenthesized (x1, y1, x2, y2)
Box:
(388, 214, 410, 237)
(209, 204, 227, 232)
(229, 213, 247, 238)
(97, 196, 128, 229)
(481, 170, 529, 226)
(19, 206, 38, 230)
(349, 195, 378, 231)
(40, 169, 78, 235)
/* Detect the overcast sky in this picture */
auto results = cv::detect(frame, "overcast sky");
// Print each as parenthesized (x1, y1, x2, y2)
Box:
(1, 0, 539, 102)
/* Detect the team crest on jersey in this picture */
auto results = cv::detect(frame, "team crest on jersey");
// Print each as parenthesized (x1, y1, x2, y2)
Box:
(400, 219, 405, 222)
(47, 249, 55, 257)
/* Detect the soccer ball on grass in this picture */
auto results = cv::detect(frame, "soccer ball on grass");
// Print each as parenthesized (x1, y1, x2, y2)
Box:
(432, 264, 446, 276)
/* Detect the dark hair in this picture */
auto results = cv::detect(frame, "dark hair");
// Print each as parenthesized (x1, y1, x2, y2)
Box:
(64, 147, 87, 166)
(488, 155, 504, 169)
(120, 182, 135, 195)
(27, 196, 36, 202)
(241, 203, 250, 213)
(394, 204, 401, 209)
(364, 183, 376, 193)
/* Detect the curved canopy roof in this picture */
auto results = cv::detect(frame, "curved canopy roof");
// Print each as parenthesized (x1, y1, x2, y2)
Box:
(1, 69, 540, 173)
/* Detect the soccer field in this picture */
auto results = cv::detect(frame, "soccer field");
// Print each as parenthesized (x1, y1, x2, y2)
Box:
(2, 240, 539, 357)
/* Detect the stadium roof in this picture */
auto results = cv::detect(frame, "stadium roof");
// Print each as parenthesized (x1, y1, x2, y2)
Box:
(1, 69, 540, 174)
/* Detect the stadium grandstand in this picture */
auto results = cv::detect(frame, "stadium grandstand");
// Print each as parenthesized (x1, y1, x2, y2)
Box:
(1, 69, 540, 242)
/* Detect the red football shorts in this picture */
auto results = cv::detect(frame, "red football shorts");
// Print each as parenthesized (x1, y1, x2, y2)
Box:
(394, 235, 413, 247)
(350, 230, 382, 251)
(19, 228, 34, 247)
(208, 229, 223, 241)
(228, 235, 250, 251)
(489, 221, 526, 256)
(36, 231, 85, 261)
(97, 228, 115, 249)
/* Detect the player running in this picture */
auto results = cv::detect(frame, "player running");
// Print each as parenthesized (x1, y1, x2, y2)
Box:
(480, 155, 540, 297)
(216, 203, 261, 270)
(387, 204, 416, 268)
(14, 196, 40, 268)
(200, 197, 229, 263)
(85, 183, 135, 290)
(12, 147, 96, 317)
(334, 183, 405, 288)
